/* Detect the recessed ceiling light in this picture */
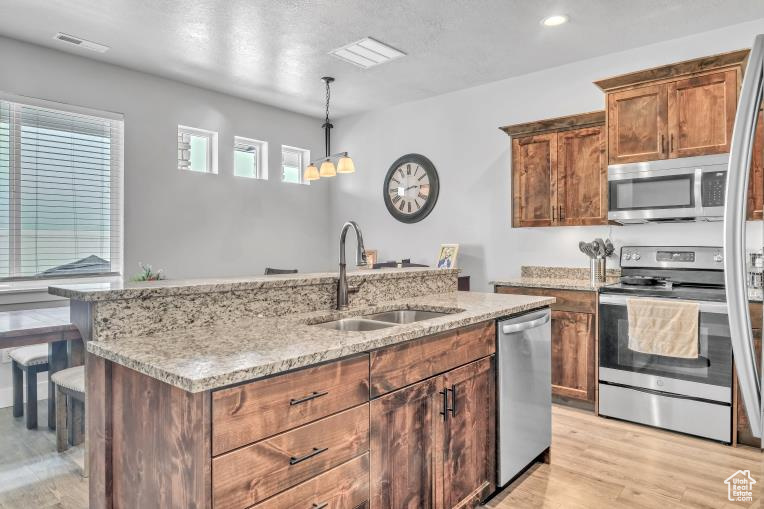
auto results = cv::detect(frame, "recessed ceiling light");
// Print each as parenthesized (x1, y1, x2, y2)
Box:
(541, 15, 569, 27)
(53, 32, 109, 53)
(330, 37, 406, 69)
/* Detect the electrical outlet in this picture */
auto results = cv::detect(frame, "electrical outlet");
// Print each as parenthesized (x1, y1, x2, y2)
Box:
(1, 349, 11, 364)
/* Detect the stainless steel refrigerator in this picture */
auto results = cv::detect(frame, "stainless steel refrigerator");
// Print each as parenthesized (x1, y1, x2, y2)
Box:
(724, 33, 764, 447)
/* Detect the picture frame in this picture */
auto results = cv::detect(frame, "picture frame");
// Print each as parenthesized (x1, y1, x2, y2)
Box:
(365, 249, 378, 268)
(436, 244, 459, 269)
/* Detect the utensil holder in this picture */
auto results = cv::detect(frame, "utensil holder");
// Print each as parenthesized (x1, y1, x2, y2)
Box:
(590, 258, 606, 285)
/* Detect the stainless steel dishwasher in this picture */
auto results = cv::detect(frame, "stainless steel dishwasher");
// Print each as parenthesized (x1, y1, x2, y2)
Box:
(497, 307, 552, 487)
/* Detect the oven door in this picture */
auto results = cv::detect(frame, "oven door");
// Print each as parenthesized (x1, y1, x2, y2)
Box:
(608, 167, 699, 223)
(599, 294, 732, 403)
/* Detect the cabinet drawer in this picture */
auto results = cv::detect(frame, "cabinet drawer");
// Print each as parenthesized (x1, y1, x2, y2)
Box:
(212, 355, 369, 455)
(369, 321, 495, 398)
(251, 454, 369, 509)
(212, 404, 369, 509)
(495, 286, 595, 314)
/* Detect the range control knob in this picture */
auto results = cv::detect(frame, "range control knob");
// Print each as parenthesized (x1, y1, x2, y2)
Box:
(714, 254, 723, 262)
(633, 253, 641, 261)
(623, 253, 631, 260)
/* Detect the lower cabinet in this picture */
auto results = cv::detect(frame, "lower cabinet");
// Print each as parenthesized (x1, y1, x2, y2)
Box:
(370, 356, 495, 509)
(550, 310, 595, 401)
(495, 285, 596, 404)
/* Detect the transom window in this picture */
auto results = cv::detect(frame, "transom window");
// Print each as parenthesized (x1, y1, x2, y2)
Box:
(281, 145, 309, 184)
(0, 96, 123, 280)
(234, 136, 268, 179)
(178, 125, 218, 174)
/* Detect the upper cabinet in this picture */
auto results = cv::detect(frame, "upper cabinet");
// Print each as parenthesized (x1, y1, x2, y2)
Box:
(502, 111, 606, 228)
(595, 49, 749, 165)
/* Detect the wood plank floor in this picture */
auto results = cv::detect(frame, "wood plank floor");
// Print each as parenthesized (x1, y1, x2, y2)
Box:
(0, 400, 87, 509)
(489, 405, 762, 509)
(0, 403, 760, 508)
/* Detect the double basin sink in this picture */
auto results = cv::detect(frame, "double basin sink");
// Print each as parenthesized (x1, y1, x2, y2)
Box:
(315, 309, 451, 331)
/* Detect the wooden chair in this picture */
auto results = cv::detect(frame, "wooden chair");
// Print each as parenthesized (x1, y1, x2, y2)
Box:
(264, 268, 298, 275)
(10, 344, 49, 429)
(51, 365, 87, 475)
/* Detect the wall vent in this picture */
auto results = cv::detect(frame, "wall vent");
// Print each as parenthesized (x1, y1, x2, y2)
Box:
(53, 33, 109, 53)
(329, 37, 405, 69)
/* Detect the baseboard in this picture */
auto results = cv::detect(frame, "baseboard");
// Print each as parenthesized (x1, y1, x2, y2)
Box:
(0, 379, 49, 408)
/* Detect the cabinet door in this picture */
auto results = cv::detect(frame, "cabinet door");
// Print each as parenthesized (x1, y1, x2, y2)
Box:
(607, 84, 668, 164)
(556, 126, 607, 225)
(737, 303, 762, 447)
(512, 133, 556, 227)
(747, 109, 764, 220)
(370, 377, 440, 509)
(668, 70, 737, 158)
(439, 356, 495, 509)
(551, 310, 595, 401)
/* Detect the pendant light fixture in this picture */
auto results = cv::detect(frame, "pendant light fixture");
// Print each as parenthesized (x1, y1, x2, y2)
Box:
(304, 76, 356, 181)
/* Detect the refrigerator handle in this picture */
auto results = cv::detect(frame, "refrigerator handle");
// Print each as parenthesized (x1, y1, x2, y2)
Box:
(724, 34, 764, 439)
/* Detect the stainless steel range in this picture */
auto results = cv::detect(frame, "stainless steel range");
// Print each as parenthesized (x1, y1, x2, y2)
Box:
(598, 245, 732, 443)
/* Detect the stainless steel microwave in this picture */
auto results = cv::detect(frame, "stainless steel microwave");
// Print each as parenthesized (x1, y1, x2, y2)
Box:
(607, 153, 728, 224)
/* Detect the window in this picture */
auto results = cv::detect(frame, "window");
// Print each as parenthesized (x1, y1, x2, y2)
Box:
(0, 96, 123, 280)
(178, 125, 218, 173)
(234, 137, 267, 179)
(281, 145, 309, 184)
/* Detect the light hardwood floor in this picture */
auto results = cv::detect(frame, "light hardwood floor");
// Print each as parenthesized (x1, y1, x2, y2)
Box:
(0, 400, 87, 509)
(489, 405, 762, 509)
(0, 403, 760, 508)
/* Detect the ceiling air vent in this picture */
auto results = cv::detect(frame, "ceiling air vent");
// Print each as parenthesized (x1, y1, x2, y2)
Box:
(53, 33, 109, 53)
(329, 37, 405, 69)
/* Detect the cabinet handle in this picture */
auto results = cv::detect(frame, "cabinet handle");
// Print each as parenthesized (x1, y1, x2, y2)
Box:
(559, 205, 564, 221)
(449, 385, 457, 417)
(289, 447, 328, 465)
(661, 134, 666, 154)
(552, 206, 556, 222)
(670, 133, 674, 153)
(312, 503, 329, 509)
(439, 388, 450, 420)
(290, 391, 328, 406)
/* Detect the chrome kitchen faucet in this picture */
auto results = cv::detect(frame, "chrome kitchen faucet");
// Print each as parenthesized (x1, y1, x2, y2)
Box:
(337, 221, 367, 310)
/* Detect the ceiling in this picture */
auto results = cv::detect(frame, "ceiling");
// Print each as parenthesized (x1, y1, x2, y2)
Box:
(1, 0, 762, 118)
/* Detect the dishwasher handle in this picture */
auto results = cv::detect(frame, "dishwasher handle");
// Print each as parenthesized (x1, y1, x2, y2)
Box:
(501, 312, 550, 334)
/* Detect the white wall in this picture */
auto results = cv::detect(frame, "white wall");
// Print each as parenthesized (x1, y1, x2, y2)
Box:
(331, 19, 764, 291)
(0, 36, 335, 281)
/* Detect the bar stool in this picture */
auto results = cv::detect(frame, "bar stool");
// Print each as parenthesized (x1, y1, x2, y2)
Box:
(10, 344, 50, 429)
(51, 365, 87, 476)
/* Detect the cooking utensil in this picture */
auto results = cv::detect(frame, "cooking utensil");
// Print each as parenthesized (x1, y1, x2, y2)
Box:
(594, 238, 606, 258)
(605, 239, 615, 257)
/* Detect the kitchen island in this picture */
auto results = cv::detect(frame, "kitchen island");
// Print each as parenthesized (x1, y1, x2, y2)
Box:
(49, 268, 553, 509)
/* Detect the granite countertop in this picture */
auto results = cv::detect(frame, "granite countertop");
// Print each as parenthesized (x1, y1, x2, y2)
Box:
(49, 267, 459, 302)
(490, 277, 610, 292)
(86, 291, 553, 393)
(749, 288, 762, 302)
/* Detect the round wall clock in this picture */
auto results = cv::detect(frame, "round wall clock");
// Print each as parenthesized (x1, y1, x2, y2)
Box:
(383, 154, 440, 223)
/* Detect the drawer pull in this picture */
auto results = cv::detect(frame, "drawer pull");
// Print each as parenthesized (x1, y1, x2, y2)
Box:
(290, 391, 329, 406)
(312, 503, 329, 509)
(449, 385, 457, 417)
(290, 447, 328, 465)
(439, 389, 450, 421)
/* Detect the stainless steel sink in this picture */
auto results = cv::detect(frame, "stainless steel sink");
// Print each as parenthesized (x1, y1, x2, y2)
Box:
(314, 318, 394, 331)
(363, 309, 450, 324)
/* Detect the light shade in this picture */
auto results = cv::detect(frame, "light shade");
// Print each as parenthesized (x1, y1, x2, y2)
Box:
(319, 159, 336, 177)
(541, 14, 568, 26)
(337, 156, 355, 173)
(304, 163, 320, 181)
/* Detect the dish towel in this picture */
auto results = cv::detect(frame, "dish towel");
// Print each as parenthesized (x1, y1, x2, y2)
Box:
(627, 298, 699, 358)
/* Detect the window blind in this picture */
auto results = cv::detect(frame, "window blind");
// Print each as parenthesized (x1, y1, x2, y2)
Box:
(0, 98, 123, 280)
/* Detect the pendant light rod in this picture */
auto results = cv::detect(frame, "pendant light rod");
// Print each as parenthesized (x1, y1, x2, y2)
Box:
(322, 76, 334, 159)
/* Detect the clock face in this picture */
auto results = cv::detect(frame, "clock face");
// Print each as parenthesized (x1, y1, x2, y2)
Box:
(383, 154, 439, 223)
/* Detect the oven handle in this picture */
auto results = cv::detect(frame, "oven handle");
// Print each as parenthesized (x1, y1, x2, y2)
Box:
(598, 294, 728, 315)
(724, 33, 764, 440)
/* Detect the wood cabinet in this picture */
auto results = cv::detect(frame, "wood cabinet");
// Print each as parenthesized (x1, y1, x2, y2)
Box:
(503, 111, 607, 228)
(370, 356, 495, 509)
(511, 133, 556, 227)
(495, 285, 596, 404)
(607, 84, 668, 164)
(747, 110, 764, 219)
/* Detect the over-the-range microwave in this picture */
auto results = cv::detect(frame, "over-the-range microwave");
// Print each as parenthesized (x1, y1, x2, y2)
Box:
(607, 153, 728, 224)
